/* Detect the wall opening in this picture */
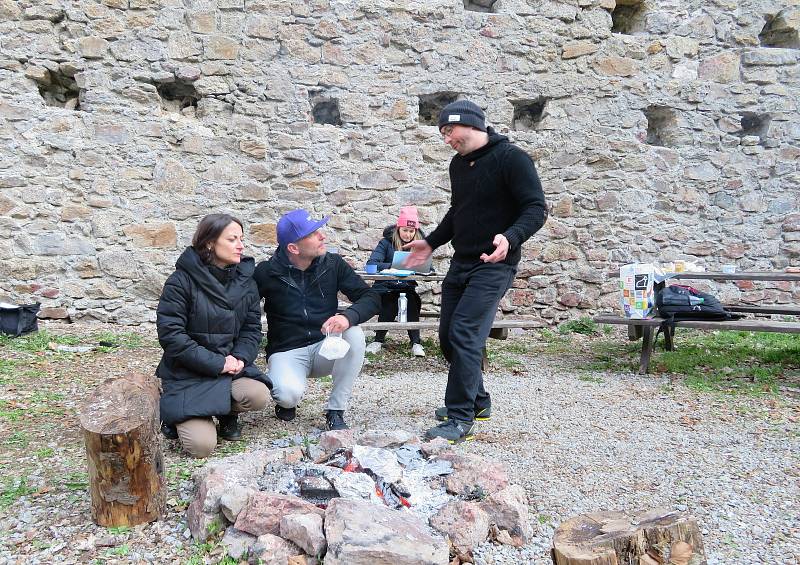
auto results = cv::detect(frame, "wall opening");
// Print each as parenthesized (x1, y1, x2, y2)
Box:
(35, 69, 81, 110)
(738, 112, 771, 143)
(611, 0, 646, 34)
(418, 91, 459, 127)
(511, 98, 547, 131)
(644, 105, 678, 147)
(309, 92, 342, 126)
(463, 0, 497, 13)
(156, 80, 199, 115)
(758, 11, 800, 48)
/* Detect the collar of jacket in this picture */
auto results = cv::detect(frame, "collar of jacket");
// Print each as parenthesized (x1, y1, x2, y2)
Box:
(175, 246, 255, 308)
(455, 126, 508, 163)
(270, 245, 327, 273)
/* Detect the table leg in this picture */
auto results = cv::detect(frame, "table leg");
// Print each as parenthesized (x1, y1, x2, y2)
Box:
(639, 326, 654, 374)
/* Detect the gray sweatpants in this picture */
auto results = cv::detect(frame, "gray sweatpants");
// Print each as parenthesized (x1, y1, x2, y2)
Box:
(267, 326, 366, 412)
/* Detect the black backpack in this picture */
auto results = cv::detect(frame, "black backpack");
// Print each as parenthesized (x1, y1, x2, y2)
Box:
(656, 285, 740, 322)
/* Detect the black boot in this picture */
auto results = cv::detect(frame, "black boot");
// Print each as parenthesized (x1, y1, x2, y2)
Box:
(217, 414, 242, 441)
(161, 421, 178, 440)
(325, 410, 349, 431)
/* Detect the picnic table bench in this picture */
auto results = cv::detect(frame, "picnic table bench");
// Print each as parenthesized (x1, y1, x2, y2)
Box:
(593, 271, 800, 374)
(356, 272, 540, 369)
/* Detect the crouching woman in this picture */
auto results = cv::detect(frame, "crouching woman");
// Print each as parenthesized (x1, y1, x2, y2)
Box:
(156, 213, 270, 458)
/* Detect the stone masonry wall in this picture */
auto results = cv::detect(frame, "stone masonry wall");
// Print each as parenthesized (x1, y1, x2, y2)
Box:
(0, 0, 798, 325)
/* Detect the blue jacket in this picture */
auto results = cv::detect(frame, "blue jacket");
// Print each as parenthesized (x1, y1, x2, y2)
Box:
(254, 247, 381, 357)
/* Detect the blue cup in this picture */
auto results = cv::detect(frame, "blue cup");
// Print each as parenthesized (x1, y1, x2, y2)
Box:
(365, 264, 378, 274)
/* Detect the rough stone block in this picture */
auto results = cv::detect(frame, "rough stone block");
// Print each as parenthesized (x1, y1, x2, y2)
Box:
(430, 501, 489, 554)
(280, 512, 326, 556)
(324, 498, 448, 565)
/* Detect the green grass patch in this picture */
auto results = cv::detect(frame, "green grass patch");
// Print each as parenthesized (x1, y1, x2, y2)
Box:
(0, 330, 81, 353)
(63, 472, 89, 491)
(5, 432, 29, 448)
(0, 477, 37, 509)
(0, 401, 24, 422)
(36, 447, 54, 459)
(589, 329, 800, 394)
(558, 316, 598, 335)
(578, 374, 604, 384)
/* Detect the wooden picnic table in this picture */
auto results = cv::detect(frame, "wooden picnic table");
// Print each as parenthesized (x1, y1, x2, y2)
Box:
(594, 269, 800, 373)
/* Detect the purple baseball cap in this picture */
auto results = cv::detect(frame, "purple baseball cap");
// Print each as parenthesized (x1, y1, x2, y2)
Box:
(277, 209, 330, 247)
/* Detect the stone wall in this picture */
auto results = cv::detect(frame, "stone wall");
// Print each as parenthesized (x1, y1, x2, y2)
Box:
(0, 0, 798, 325)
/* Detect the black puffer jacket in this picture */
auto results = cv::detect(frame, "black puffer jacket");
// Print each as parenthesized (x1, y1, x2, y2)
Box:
(254, 247, 380, 357)
(366, 225, 426, 293)
(156, 247, 267, 425)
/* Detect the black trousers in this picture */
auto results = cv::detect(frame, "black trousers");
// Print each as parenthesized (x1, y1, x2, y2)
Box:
(439, 260, 516, 422)
(374, 290, 422, 345)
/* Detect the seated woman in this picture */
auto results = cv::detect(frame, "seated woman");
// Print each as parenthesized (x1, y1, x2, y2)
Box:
(365, 205, 426, 357)
(156, 213, 270, 458)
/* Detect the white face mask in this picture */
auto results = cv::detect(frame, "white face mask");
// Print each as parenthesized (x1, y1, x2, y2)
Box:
(318, 332, 350, 360)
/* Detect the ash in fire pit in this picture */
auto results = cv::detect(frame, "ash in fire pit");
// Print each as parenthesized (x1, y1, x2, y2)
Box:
(186, 428, 531, 564)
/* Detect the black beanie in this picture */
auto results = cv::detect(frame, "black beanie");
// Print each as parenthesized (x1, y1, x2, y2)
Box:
(437, 100, 486, 132)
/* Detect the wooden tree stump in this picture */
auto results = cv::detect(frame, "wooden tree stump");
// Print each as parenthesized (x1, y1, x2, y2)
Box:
(552, 508, 706, 565)
(79, 372, 166, 527)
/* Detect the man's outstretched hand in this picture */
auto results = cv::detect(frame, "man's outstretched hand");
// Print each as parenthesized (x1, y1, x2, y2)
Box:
(402, 239, 433, 268)
(480, 234, 509, 263)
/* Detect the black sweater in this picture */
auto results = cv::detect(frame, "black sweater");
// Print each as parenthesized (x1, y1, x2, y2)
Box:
(425, 128, 547, 266)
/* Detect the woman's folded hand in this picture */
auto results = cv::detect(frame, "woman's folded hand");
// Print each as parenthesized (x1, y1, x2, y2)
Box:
(222, 355, 244, 374)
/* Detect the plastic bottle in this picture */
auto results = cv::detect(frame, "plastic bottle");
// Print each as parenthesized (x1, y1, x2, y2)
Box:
(397, 293, 408, 323)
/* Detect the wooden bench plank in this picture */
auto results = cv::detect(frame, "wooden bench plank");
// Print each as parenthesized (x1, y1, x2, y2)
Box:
(360, 319, 541, 331)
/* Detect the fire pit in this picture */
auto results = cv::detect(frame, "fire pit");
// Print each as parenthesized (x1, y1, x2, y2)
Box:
(186, 429, 531, 564)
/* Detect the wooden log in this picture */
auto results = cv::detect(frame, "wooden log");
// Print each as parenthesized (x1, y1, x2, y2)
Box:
(78, 372, 166, 527)
(551, 508, 706, 565)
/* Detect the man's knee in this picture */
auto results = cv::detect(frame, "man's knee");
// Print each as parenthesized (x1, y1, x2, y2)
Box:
(271, 378, 306, 408)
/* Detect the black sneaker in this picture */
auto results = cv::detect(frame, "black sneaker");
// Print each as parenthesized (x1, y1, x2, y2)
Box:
(161, 422, 178, 440)
(425, 419, 475, 444)
(217, 414, 243, 441)
(275, 405, 296, 422)
(435, 405, 491, 422)
(325, 410, 348, 431)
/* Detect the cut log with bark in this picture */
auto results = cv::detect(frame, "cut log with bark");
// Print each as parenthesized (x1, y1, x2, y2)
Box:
(79, 372, 166, 527)
(551, 508, 706, 565)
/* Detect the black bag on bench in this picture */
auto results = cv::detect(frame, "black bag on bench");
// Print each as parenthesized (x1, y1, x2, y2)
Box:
(656, 285, 740, 323)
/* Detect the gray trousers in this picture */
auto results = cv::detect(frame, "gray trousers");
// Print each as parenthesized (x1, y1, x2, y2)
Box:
(267, 326, 366, 412)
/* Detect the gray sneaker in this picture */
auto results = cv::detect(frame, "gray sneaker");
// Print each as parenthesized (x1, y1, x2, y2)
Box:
(435, 405, 491, 422)
(425, 419, 475, 444)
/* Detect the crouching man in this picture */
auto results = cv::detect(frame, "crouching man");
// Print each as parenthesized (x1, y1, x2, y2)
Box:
(254, 209, 380, 430)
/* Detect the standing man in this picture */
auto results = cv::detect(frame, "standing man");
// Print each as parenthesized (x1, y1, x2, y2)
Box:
(254, 209, 380, 431)
(405, 100, 547, 443)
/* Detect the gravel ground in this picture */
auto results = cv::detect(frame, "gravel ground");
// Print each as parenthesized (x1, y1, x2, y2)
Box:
(0, 323, 797, 564)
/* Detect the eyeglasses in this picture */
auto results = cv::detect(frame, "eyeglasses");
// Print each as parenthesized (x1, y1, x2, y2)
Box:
(440, 125, 455, 138)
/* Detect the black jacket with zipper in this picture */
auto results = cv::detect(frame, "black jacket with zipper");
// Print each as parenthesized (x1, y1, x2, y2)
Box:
(366, 224, 427, 293)
(425, 127, 547, 266)
(156, 247, 267, 425)
(254, 247, 380, 358)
